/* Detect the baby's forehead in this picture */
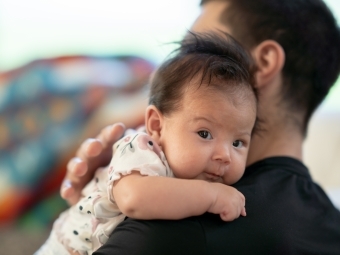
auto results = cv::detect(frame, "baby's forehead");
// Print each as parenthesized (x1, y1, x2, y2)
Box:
(185, 77, 256, 107)
(177, 88, 256, 134)
(180, 83, 256, 124)
(185, 81, 255, 108)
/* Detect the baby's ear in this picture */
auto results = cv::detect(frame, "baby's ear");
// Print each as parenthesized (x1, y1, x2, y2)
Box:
(145, 105, 163, 144)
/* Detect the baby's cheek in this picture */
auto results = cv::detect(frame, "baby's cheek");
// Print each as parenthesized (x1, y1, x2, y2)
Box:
(168, 153, 197, 179)
(224, 162, 245, 185)
(162, 137, 198, 178)
(165, 155, 181, 177)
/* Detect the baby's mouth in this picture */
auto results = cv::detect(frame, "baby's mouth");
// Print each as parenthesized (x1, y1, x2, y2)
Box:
(204, 172, 223, 182)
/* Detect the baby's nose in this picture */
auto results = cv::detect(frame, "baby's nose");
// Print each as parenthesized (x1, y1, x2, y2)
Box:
(213, 144, 231, 164)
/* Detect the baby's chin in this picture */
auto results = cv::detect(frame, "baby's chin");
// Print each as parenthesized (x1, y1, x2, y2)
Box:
(223, 175, 243, 186)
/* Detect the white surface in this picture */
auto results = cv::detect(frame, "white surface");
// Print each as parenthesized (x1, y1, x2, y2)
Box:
(304, 103, 340, 211)
(0, 0, 201, 70)
(326, 188, 340, 209)
(0, 0, 339, 70)
(304, 106, 340, 189)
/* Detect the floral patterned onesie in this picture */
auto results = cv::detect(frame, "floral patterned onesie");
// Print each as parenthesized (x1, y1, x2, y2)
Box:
(35, 131, 173, 255)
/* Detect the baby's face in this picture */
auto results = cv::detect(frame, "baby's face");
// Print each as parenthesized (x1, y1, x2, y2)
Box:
(159, 83, 256, 185)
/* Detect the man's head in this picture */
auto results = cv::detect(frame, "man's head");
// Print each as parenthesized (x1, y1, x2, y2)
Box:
(195, 0, 340, 134)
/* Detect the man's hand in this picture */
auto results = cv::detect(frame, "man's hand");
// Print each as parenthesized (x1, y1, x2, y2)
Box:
(60, 123, 126, 205)
(208, 183, 246, 221)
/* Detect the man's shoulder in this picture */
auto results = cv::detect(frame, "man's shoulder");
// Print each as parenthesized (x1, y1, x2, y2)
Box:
(230, 157, 340, 254)
(97, 217, 208, 255)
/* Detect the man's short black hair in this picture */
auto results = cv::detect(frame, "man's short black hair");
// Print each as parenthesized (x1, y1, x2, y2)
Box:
(201, 0, 340, 133)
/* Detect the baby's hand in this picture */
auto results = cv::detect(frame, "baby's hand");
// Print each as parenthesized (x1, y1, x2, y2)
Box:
(208, 183, 246, 221)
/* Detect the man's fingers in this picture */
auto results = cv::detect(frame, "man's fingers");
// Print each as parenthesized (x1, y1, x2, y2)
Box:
(75, 139, 103, 160)
(60, 180, 74, 200)
(67, 157, 88, 177)
(61, 123, 126, 206)
(84, 139, 103, 158)
(74, 123, 125, 159)
(99, 123, 126, 148)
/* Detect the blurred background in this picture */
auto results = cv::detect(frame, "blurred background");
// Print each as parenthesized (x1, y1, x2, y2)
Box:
(0, 0, 339, 254)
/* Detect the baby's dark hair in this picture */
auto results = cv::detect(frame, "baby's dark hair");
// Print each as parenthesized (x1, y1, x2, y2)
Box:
(149, 31, 257, 116)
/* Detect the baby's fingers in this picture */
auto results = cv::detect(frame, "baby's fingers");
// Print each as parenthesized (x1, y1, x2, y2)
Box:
(239, 192, 246, 216)
(241, 206, 247, 217)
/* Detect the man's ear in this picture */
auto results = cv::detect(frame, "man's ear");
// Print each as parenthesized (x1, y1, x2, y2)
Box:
(251, 40, 285, 88)
(145, 105, 163, 143)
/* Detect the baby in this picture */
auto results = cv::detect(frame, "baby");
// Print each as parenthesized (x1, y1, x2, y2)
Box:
(36, 31, 257, 255)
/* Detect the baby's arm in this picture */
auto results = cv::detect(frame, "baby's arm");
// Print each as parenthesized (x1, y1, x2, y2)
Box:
(113, 172, 246, 222)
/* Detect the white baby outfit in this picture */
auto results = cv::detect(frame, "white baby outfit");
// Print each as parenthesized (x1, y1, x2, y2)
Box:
(35, 131, 173, 255)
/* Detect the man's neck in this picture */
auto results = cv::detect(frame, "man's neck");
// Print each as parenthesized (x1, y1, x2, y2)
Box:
(246, 73, 305, 166)
(246, 119, 304, 166)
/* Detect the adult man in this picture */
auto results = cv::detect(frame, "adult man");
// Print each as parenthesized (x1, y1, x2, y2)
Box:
(62, 0, 340, 254)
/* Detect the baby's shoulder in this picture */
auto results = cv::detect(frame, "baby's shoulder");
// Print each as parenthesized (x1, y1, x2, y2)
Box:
(113, 131, 162, 157)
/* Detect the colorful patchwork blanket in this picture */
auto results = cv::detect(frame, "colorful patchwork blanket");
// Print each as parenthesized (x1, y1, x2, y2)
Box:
(0, 55, 154, 228)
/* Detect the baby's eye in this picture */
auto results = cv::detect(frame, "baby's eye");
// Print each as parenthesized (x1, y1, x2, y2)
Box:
(233, 140, 243, 148)
(198, 130, 212, 140)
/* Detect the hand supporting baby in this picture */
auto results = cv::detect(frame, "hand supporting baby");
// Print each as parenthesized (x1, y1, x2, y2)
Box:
(61, 123, 126, 206)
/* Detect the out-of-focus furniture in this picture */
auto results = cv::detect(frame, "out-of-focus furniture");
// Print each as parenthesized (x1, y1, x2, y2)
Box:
(0, 55, 154, 228)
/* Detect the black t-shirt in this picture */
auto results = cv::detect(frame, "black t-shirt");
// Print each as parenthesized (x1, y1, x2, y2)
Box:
(94, 157, 340, 255)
